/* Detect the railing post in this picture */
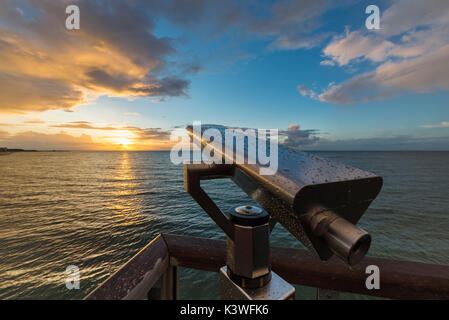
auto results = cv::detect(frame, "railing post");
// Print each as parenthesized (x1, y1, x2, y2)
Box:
(148, 266, 178, 300)
(85, 234, 170, 300)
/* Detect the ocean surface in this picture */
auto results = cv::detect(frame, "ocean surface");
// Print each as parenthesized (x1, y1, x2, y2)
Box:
(0, 151, 448, 299)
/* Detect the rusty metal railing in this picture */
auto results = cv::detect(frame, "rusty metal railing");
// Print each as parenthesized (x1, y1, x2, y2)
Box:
(85, 235, 177, 300)
(85, 233, 449, 300)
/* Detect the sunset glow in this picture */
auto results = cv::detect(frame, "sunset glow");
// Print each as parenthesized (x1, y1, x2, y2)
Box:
(112, 137, 133, 150)
(0, 1, 448, 151)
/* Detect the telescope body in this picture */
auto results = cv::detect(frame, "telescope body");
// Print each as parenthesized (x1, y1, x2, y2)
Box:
(185, 125, 383, 264)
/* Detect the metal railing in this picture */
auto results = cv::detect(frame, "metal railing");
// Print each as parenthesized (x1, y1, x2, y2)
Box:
(86, 233, 449, 300)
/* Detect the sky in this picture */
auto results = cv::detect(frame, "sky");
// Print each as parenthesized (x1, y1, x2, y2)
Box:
(0, 0, 448, 151)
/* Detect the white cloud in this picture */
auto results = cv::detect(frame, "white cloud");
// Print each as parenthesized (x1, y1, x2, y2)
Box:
(320, 60, 336, 66)
(296, 85, 317, 99)
(323, 30, 396, 66)
(421, 121, 449, 128)
(319, 44, 449, 104)
(314, 0, 449, 104)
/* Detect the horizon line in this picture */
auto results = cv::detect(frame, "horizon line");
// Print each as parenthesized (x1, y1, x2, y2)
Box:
(6, 149, 449, 152)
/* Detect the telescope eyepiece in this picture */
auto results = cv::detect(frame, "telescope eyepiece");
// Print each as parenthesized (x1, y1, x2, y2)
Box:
(303, 206, 371, 266)
(323, 217, 371, 266)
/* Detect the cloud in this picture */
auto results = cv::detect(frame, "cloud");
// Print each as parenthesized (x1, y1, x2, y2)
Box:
(4, 0, 335, 113)
(319, 44, 449, 104)
(269, 33, 330, 51)
(151, 98, 167, 103)
(0, 0, 193, 114)
(0, 122, 173, 150)
(0, 0, 366, 115)
(322, 30, 396, 66)
(47, 122, 172, 142)
(24, 118, 46, 124)
(245, 0, 350, 50)
(0, 130, 9, 141)
(279, 124, 320, 148)
(0, 131, 104, 150)
(296, 85, 317, 99)
(169, 0, 353, 52)
(0, 72, 85, 113)
(125, 127, 172, 142)
(276, 123, 449, 150)
(49, 122, 120, 131)
(320, 60, 335, 66)
(314, 0, 449, 104)
(305, 135, 449, 151)
(179, 61, 202, 75)
(421, 121, 449, 128)
(322, 1, 449, 66)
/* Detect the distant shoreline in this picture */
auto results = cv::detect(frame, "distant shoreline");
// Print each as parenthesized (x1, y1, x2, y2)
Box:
(0, 148, 38, 154)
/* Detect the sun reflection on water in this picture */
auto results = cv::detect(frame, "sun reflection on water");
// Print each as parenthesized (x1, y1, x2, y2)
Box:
(108, 152, 148, 227)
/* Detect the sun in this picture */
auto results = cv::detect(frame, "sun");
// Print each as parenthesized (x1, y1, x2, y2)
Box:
(114, 138, 133, 149)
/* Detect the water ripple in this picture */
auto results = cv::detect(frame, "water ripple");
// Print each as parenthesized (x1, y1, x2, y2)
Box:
(0, 151, 448, 299)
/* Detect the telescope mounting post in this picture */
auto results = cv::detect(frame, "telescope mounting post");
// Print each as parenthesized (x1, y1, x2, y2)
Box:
(184, 163, 295, 300)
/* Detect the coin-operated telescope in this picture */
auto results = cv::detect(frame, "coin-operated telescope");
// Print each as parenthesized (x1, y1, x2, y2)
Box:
(183, 125, 383, 300)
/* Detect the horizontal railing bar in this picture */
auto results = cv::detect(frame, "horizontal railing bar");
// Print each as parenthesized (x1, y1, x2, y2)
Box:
(163, 234, 449, 300)
(86, 234, 169, 300)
